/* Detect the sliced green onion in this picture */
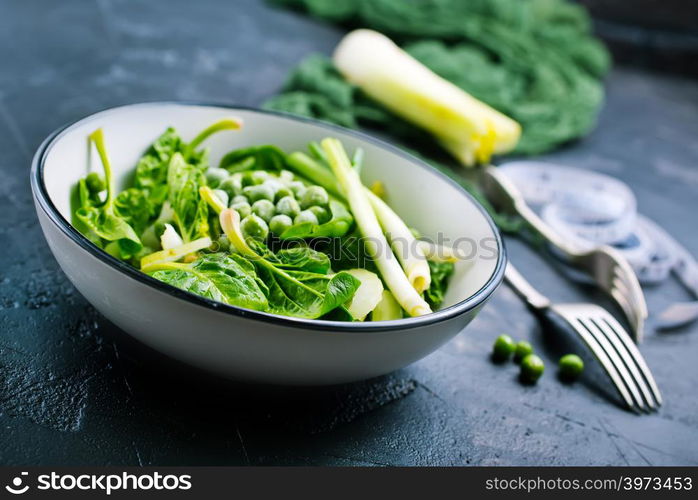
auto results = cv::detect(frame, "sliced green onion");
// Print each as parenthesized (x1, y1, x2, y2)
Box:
(365, 190, 431, 293)
(140, 236, 212, 271)
(322, 138, 431, 317)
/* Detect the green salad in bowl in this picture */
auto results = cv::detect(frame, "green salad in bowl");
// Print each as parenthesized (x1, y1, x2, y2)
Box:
(71, 119, 457, 322)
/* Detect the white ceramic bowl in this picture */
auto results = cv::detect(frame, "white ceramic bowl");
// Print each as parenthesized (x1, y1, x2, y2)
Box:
(31, 102, 505, 385)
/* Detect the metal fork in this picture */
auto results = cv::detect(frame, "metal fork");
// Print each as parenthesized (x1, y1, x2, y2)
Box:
(483, 167, 648, 342)
(505, 263, 662, 412)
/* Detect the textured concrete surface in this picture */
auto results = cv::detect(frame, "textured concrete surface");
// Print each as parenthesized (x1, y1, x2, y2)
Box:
(1, 0, 697, 465)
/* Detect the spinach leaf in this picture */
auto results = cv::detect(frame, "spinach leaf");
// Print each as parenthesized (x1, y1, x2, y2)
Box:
(114, 187, 152, 235)
(219, 145, 287, 172)
(70, 178, 104, 247)
(167, 152, 210, 243)
(256, 265, 360, 319)
(424, 260, 454, 309)
(312, 229, 377, 274)
(132, 128, 183, 216)
(219, 208, 360, 319)
(148, 253, 269, 311)
(131, 122, 232, 234)
(273, 245, 331, 274)
(74, 129, 142, 259)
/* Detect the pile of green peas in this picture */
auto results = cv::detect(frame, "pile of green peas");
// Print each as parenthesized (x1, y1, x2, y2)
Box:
(491, 335, 584, 385)
(205, 167, 332, 241)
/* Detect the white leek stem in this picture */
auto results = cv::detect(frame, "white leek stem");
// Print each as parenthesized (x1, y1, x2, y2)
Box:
(333, 30, 520, 166)
(365, 190, 431, 293)
(418, 241, 460, 263)
(322, 138, 431, 317)
(140, 236, 212, 271)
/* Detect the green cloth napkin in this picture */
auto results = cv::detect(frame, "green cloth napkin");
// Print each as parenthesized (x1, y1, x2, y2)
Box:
(264, 0, 610, 231)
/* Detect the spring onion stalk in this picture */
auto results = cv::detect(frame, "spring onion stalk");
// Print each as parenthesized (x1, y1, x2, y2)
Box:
(371, 290, 403, 321)
(418, 241, 460, 263)
(369, 181, 385, 198)
(219, 209, 258, 259)
(344, 269, 384, 321)
(333, 30, 521, 166)
(88, 129, 115, 204)
(160, 223, 184, 250)
(183, 118, 242, 159)
(322, 138, 431, 317)
(286, 150, 432, 292)
(286, 152, 342, 197)
(140, 236, 212, 271)
(351, 147, 364, 174)
(364, 190, 431, 293)
(199, 186, 227, 214)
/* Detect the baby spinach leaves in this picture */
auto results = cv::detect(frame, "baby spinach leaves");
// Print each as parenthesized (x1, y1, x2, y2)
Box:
(219, 145, 287, 172)
(147, 253, 268, 311)
(74, 129, 143, 259)
(219, 208, 360, 318)
(166, 153, 210, 243)
(274, 245, 331, 274)
(253, 263, 359, 319)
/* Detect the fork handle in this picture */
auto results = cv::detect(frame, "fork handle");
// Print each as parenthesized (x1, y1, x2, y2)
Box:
(504, 263, 551, 311)
(482, 167, 580, 256)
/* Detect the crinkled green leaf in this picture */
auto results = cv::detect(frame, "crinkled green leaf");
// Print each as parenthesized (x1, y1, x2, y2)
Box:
(148, 254, 268, 311)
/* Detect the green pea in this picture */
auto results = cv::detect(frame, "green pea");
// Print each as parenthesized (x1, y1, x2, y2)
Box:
(300, 185, 329, 209)
(276, 196, 300, 218)
(274, 185, 293, 202)
(212, 189, 229, 208)
(243, 184, 275, 203)
(514, 341, 534, 363)
(231, 201, 251, 219)
(219, 176, 242, 197)
(294, 210, 319, 225)
(261, 180, 291, 202)
(251, 199, 276, 222)
(289, 181, 306, 199)
(240, 172, 255, 188)
(231, 195, 248, 205)
(250, 170, 270, 185)
(240, 214, 268, 241)
(558, 354, 584, 380)
(492, 334, 515, 361)
(308, 205, 330, 224)
(205, 167, 229, 188)
(85, 172, 106, 193)
(269, 214, 293, 236)
(520, 354, 545, 384)
(279, 170, 295, 183)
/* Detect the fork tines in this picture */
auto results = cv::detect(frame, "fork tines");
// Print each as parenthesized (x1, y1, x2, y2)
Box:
(554, 303, 662, 413)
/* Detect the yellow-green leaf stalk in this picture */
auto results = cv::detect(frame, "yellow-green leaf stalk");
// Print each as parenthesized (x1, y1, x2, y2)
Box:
(365, 190, 431, 293)
(199, 186, 227, 214)
(333, 30, 521, 166)
(140, 236, 212, 271)
(322, 138, 431, 317)
(417, 241, 460, 263)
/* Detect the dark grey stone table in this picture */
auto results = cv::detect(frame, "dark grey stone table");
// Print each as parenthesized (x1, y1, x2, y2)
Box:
(1, 0, 697, 466)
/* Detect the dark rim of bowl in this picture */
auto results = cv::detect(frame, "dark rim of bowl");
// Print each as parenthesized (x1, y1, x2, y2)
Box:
(31, 101, 506, 333)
